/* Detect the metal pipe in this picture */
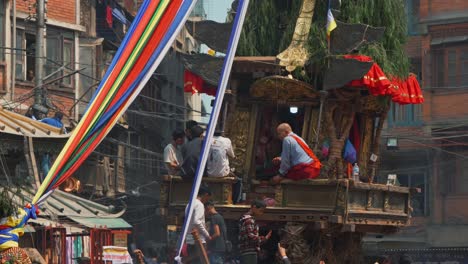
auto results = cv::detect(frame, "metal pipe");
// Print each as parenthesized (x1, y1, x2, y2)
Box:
(34, 0, 45, 105)
(11, 0, 16, 101)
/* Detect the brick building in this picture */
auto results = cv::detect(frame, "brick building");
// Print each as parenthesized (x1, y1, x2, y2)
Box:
(366, 0, 468, 262)
(0, 0, 83, 120)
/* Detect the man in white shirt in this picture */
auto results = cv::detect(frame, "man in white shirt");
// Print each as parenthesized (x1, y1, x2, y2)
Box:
(163, 130, 185, 175)
(207, 131, 235, 177)
(186, 186, 212, 264)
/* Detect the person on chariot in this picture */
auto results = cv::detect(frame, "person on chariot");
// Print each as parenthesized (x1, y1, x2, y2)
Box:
(271, 123, 321, 184)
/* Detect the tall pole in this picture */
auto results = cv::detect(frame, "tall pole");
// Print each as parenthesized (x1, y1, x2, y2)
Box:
(34, 0, 45, 105)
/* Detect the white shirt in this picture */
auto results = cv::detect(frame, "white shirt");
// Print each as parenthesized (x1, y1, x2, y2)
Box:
(185, 199, 210, 244)
(206, 136, 235, 177)
(163, 143, 183, 175)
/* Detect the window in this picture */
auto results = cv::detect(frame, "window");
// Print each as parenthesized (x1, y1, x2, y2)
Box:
(62, 39, 74, 86)
(0, 0, 5, 61)
(15, 29, 36, 82)
(433, 46, 468, 88)
(456, 159, 468, 194)
(397, 173, 428, 217)
(405, 0, 420, 36)
(45, 29, 75, 88)
(388, 103, 422, 127)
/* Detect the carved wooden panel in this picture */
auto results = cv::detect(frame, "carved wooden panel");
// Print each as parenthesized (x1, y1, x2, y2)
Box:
(225, 106, 256, 177)
(166, 179, 233, 205)
(348, 190, 368, 210)
(366, 190, 384, 211)
(282, 184, 336, 209)
(385, 193, 407, 213)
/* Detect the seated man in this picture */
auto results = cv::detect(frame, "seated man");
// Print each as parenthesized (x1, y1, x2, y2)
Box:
(41, 112, 65, 130)
(271, 123, 321, 184)
(181, 125, 204, 179)
(206, 130, 243, 203)
(163, 129, 185, 175)
(206, 130, 235, 177)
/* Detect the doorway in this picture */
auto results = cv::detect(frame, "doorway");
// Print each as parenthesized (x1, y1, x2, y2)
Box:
(253, 106, 305, 180)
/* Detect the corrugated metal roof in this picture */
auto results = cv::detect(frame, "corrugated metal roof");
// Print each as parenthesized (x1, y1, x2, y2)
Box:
(3, 187, 130, 230)
(68, 216, 132, 229)
(0, 106, 69, 138)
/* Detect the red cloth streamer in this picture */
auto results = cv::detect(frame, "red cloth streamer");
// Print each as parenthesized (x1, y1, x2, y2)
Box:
(184, 70, 203, 94)
(344, 55, 424, 105)
(345, 55, 393, 96)
(203, 85, 217, 96)
(391, 74, 424, 105)
(349, 118, 361, 154)
(106, 5, 113, 28)
(184, 70, 218, 96)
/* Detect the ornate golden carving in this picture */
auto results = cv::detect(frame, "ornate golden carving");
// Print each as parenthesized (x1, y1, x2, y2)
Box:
(277, 0, 317, 72)
(274, 185, 283, 206)
(225, 108, 251, 176)
(367, 191, 373, 209)
(250, 76, 319, 101)
(222, 183, 233, 205)
(383, 193, 390, 212)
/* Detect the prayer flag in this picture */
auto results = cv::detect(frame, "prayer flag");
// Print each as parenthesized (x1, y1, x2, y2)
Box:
(326, 9, 337, 37)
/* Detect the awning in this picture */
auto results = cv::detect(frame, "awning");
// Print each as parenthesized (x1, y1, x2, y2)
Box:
(68, 216, 132, 229)
(29, 218, 85, 234)
(2, 188, 131, 231)
(185, 20, 232, 53)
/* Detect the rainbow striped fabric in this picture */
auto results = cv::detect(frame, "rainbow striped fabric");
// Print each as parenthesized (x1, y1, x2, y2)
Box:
(32, 0, 198, 204)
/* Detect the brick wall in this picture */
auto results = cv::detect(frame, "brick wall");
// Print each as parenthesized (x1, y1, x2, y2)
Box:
(430, 92, 468, 122)
(14, 86, 75, 118)
(405, 36, 422, 58)
(17, 0, 76, 25)
(429, 0, 468, 16)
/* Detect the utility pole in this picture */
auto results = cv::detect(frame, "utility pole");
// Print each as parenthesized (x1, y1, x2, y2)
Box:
(34, 0, 45, 106)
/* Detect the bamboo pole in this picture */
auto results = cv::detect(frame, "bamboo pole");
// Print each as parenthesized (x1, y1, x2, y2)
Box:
(192, 229, 209, 264)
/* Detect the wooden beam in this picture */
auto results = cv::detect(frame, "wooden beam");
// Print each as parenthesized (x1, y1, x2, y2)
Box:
(341, 224, 356, 232)
(314, 221, 328, 230)
(28, 137, 41, 190)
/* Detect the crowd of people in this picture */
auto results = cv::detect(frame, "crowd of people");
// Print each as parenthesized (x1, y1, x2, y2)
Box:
(183, 186, 323, 264)
(163, 120, 236, 179)
(163, 121, 322, 186)
(183, 186, 272, 264)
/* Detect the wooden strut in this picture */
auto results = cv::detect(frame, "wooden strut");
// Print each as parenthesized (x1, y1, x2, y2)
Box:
(192, 229, 210, 264)
(24, 137, 41, 190)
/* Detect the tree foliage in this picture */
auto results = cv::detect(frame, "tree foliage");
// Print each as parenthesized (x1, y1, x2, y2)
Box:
(237, 0, 410, 79)
(236, 0, 302, 56)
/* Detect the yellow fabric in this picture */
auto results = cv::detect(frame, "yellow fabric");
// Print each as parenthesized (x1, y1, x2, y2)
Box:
(0, 208, 28, 251)
(326, 9, 337, 37)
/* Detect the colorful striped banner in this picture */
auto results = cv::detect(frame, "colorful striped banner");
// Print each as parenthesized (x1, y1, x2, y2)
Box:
(33, 0, 198, 204)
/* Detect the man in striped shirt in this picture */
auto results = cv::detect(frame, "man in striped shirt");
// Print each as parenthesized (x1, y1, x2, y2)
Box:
(238, 199, 271, 264)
